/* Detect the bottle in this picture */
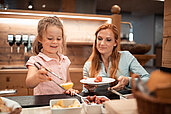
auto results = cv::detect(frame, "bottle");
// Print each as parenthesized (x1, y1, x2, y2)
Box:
(7, 34, 15, 53)
(15, 34, 22, 53)
(22, 35, 29, 53)
(29, 35, 36, 53)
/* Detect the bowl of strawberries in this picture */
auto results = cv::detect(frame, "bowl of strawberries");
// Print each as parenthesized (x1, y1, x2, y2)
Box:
(82, 95, 109, 114)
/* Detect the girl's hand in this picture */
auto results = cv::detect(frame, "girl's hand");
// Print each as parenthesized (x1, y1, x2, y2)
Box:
(110, 76, 129, 91)
(65, 88, 79, 96)
(34, 68, 51, 83)
(84, 84, 97, 93)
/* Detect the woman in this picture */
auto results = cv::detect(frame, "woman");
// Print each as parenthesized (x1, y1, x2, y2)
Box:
(83, 24, 149, 96)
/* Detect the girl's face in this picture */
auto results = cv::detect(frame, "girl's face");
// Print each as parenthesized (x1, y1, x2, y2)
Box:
(40, 25, 63, 55)
(96, 29, 117, 56)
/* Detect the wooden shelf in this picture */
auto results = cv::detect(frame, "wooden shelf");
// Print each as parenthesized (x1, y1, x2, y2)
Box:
(67, 41, 93, 46)
(133, 54, 156, 66)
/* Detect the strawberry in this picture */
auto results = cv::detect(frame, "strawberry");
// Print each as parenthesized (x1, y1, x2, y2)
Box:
(96, 76, 102, 82)
(94, 76, 102, 82)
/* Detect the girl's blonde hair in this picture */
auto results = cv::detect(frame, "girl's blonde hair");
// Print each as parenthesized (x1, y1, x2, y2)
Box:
(33, 16, 65, 55)
(89, 24, 120, 80)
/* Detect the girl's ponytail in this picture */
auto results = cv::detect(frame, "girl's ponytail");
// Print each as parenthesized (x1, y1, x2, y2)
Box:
(32, 36, 43, 55)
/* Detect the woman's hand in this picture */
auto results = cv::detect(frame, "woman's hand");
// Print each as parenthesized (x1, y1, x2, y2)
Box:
(84, 84, 97, 93)
(110, 76, 129, 91)
(65, 88, 79, 96)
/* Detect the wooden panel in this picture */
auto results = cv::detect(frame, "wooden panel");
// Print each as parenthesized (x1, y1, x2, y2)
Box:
(0, 9, 112, 66)
(163, 14, 171, 37)
(133, 54, 156, 66)
(62, 0, 76, 13)
(162, 37, 171, 68)
(112, 14, 121, 50)
(70, 72, 83, 92)
(162, 0, 171, 68)
(66, 45, 92, 67)
(0, 18, 37, 65)
(0, 72, 29, 96)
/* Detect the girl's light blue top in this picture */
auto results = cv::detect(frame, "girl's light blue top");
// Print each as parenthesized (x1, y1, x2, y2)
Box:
(83, 51, 150, 93)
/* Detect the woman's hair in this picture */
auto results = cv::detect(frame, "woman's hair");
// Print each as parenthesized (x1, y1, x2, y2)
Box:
(33, 16, 65, 55)
(89, 24, 120, 80)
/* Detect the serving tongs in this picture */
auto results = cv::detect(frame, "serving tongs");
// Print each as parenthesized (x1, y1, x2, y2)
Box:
(34, 62, 65, 82)
(34, 62, 66, 90)
(34, 62, 90, 104)
(108, 87, 128, 99)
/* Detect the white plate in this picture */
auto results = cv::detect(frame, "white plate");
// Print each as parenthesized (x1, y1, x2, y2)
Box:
(80, 77, 115, 85)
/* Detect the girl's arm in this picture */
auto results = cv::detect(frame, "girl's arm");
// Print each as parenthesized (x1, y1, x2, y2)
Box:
(66, 66, 71, 82)
(26, 65, 49, 88)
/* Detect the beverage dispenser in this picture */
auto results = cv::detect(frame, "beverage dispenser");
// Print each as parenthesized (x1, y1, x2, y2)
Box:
(29, 35, 36, 53)
(7, 34, 15, 53)
(22, 34, 29, 53)
(15, 34, 22, 53)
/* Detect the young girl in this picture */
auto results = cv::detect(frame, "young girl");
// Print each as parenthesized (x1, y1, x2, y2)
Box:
(26, 16, 79, 95)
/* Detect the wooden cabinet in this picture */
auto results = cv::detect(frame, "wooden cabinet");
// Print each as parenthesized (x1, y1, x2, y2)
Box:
(0, 69, 33, 96)
(0, 68, 83, 96)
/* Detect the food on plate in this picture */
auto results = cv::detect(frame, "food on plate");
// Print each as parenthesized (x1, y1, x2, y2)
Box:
(0, 97, 11, 113)
(52, 99, 80, 109)
(94, 76, 102, 82)
(84, 95, 109, 104)
(60, 82, 74, 90)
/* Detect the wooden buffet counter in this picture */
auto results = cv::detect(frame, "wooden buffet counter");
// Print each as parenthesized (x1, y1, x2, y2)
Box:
(4, 93, 137, 114)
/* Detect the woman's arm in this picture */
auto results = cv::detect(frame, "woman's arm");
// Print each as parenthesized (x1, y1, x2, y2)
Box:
(111, 51, 150, 90)
(127, 56, 150, 87)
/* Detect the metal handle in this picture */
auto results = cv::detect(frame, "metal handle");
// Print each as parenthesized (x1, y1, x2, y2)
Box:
(109, 88, 128, 99)
(34, 62, 66, 91)
(0, 89, 17, 95)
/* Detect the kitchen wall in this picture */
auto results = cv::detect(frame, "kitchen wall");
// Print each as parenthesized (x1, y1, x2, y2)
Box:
(0, 10, 113, 67)
(0, 17, 93, 67)
(121, 13, 163, 67)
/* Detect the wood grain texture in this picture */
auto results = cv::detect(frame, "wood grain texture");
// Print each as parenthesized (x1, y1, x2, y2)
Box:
(0, 9, 112, 66)
(0, 68, 83, 96)
(162, 38, 171, 68)
(162, 0, 171, 68)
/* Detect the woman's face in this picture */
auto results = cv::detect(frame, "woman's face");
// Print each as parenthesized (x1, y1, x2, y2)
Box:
(40, 25, 63, 54)
(96, 29, 117, 56)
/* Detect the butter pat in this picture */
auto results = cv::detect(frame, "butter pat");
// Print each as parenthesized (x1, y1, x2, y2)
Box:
(60, 82, 74, 90)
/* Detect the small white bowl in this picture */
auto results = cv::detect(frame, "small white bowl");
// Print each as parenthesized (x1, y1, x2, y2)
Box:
(50, 98, 82, 114)
(1, 97, 22, 114)
(82, 96, 109, 114)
